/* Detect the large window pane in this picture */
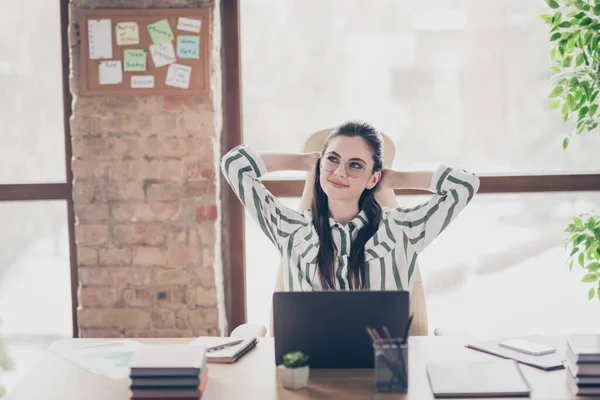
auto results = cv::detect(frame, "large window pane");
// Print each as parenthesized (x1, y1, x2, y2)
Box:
(0, 201, 71, 394)
(245, 192, 600, 336)
(0, 1, 66, 183)
(241, 0, 599, 175)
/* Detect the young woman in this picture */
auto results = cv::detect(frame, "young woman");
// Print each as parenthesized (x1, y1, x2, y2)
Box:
(220, 121, 480, 292)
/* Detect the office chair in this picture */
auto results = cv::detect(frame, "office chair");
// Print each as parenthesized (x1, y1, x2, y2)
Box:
(230, 128, 468, 339)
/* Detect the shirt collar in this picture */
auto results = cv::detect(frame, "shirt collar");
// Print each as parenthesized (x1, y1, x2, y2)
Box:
(328, 210, 368, 230)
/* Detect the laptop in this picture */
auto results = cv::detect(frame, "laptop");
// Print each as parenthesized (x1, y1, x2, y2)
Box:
(273, 291, 409, 368)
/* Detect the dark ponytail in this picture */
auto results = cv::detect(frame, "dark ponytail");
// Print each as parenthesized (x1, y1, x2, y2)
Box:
(312, 121, 384, 290)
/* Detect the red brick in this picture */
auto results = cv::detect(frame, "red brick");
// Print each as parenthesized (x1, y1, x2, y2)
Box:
(70, 115, 104, 135)
(79, 266, 152, 286)
(76, 224, 109, 246)
(108, 180, 145, 201)
(114, 224, 165, 245)
(186, 287, 217, 307)
(183, 111, 213, 133)
(137, 96, 164, 115)
(78, 246, 98, 265)
(72, 159, 106, 178)
(144, 182, 184, 201)
(124, 328, 194, 338)
(154, 267, 192, 284)
(174, 309, 189, 330)
(73, 135, 112, 159)
(163, 95, 196, 110)
(184, 180, 215, 198)
(151, 308, 175, 329)
(105, 114, 150, 134)
(112, 203, 180, 223)
(195, 205, 217, 222)
(80, 329, 123, 338)
(75, 204, 109, 222)
(151, 114, 177, 134)
(196, 267, 215, 288)
(78, 308, 150, 329)
(99, 247, 132, 265)
(196, 224, 216, 246)
(185, 161, 215, 181)
(123, 287, 155, 307)
(108, 134, 147, 157)
(202, 247, 214, 269)
(79, 287, 121, 307)
(132, 247, 167, 265)
(167, 244, 199, 267)
(72, 181, 108, 204)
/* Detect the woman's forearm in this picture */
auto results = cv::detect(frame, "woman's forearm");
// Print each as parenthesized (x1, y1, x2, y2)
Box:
(384, 170, 434, 191)
(259, 152, 318, 173)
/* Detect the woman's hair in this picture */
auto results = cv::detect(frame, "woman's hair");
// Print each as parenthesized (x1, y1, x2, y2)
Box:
(312, 121, 384, 290)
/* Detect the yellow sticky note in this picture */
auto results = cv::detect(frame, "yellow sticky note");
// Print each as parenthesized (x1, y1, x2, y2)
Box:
(123, 49, 147, 72)
(148, 19, 174, 45)
(115, 21, 139, 45)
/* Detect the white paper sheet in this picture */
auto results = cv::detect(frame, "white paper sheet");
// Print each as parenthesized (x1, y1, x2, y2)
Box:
(88, 19, 113, 60)
(49, 339, 143, 380)
(177, 17, 202, 33)
(131, 75, 155, 89)
(99, 60, 122, 85)
(149, 42, 177, 68)
(165, 63, 192, 89)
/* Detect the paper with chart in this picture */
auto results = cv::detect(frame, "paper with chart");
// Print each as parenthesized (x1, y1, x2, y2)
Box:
(131, 75, 154, 88)
(49, 339, 143, 380)
(177, 17, 202, 33)
(150, 42, 176, 68)
(99, 60, 123, 84)
(166, 63, 192, 89)
(88, 19, 112, 60)
(148, 19, 174, 45)
(124, 49, 147, 71)
(116, 21, 139, 45)
(177, 35, 200, 59)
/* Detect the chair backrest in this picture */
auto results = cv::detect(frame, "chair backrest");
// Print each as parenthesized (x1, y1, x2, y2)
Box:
(270, 128, 429, 336)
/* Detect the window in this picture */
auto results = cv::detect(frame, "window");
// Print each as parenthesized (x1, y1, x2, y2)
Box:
(237, 0, 600, 333)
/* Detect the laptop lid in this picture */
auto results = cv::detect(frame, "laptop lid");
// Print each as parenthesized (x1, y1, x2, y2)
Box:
(273, 291, 409, 369)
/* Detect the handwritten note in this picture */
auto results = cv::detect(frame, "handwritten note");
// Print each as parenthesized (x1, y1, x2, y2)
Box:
(166, 63, 191, 89)
(148, 19, 174, 45)
(177, 17, 202, 33)
(88, 19, 112, 60)
(99, 60, 122, 85)
(176, 35, 200, 59)
(123, 49, 147, 71)
(149, 42, 177, 68)
(115, 22, 139, 45)
(131, 75, 154, 89)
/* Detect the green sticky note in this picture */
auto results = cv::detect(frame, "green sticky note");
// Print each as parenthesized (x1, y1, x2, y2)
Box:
(148, 19, 174, 45)
(123, 49, 147, 72)
(177, 35, 200, 59)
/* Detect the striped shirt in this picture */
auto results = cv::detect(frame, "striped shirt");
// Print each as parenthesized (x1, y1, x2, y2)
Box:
(221, 145, 480, 292)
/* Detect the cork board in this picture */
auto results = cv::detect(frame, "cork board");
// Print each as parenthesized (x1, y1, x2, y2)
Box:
(79, 8, 211, 96)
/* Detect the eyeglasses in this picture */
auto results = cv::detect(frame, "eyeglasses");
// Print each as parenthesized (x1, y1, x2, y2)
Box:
(320, 154, 369, 178)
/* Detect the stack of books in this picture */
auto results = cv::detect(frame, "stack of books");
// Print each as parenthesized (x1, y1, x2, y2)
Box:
(128, 344, 209, 400)
(565, 334, 600, 396)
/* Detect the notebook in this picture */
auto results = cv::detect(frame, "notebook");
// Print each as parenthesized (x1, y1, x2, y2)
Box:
(129, 344, 207, 377)
(191, 337, 257, 363)
(426, 359, 531, 398)
(567, 334, 600, 363)
(466, 336, 566, 371)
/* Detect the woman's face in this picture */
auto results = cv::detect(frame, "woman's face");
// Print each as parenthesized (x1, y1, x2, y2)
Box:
(319, 136, 381, 202)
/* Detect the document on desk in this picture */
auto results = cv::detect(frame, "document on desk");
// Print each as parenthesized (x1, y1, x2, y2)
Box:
(466, 335, 566, 371)
(48, 339, 143, 379)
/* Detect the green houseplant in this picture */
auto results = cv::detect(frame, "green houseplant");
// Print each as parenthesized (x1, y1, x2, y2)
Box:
(277, 351, 309, 390)
(542, 0, 600, 300)
(0, 335, 14, 398)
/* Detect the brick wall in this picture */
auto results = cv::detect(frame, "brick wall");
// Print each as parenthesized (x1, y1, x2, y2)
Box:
(68, 0, 224, 338)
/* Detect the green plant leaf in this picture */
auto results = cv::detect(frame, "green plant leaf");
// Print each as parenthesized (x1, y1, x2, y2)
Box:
(546, 0, 560, 9)
(574, 11, 586, 19)
(590, 104, 599, 116)
(590, 90, 599, 102)
(581, 17, 593, 25)
(587, 262, 600, 272)
(550, 99, 561, 110)
(551, 32, 562, 41)
(562, 137, 570, 149)
(589, 287, 595, 300)
(570, 259, 575, 271)
(567, 94, 576, 109)
(549, 86, 564, 97)
(595, 4, 600, 16)
(582, 273, 598, 283)
(579, 106, 590, 118)
(575, 234, 587, 246)
(575, 216, 584, 227)
(561, 102, 570, 121)
(563, 55, 573, 67)
(558, 21, 572, 28)
(569, 245, 579, 257)
(576, 53, 585, 66)
(552, 12, 563, 24)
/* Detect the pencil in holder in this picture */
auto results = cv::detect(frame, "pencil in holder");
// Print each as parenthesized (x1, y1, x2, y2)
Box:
(373, 338, 408, 393)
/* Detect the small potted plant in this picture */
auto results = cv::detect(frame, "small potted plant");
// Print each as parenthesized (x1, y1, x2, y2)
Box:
(277, 351, 309, 390)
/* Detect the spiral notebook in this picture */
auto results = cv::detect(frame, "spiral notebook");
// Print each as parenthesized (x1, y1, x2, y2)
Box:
(191, 337, 257, 363)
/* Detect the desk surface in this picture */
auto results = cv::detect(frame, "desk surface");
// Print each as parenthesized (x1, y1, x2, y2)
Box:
(4, 336, 596, 400)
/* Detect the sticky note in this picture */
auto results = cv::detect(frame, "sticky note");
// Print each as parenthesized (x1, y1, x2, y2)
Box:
(123, 49, 147, 71)
(99, 60, 122, 85)
(165, 63, 192, 89)
(88, 19, 112, 60)
(148, 19, 174, 45)
(149, 42, 177, 68)
(131, 75, 154, 89)
(176, 35, 199, 59)
(177, 17, 201, 33)
(115, 22, 139, 45)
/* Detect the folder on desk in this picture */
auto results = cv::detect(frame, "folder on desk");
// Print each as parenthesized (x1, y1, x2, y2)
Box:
(466, 336, 566, 371)
(426, 359, 531, 398)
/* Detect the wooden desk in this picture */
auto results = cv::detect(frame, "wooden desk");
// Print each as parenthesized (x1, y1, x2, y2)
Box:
(4, 336, 596, 400)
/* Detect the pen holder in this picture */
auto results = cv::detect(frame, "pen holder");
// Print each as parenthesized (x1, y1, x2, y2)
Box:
(373, 339, 408, 393)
